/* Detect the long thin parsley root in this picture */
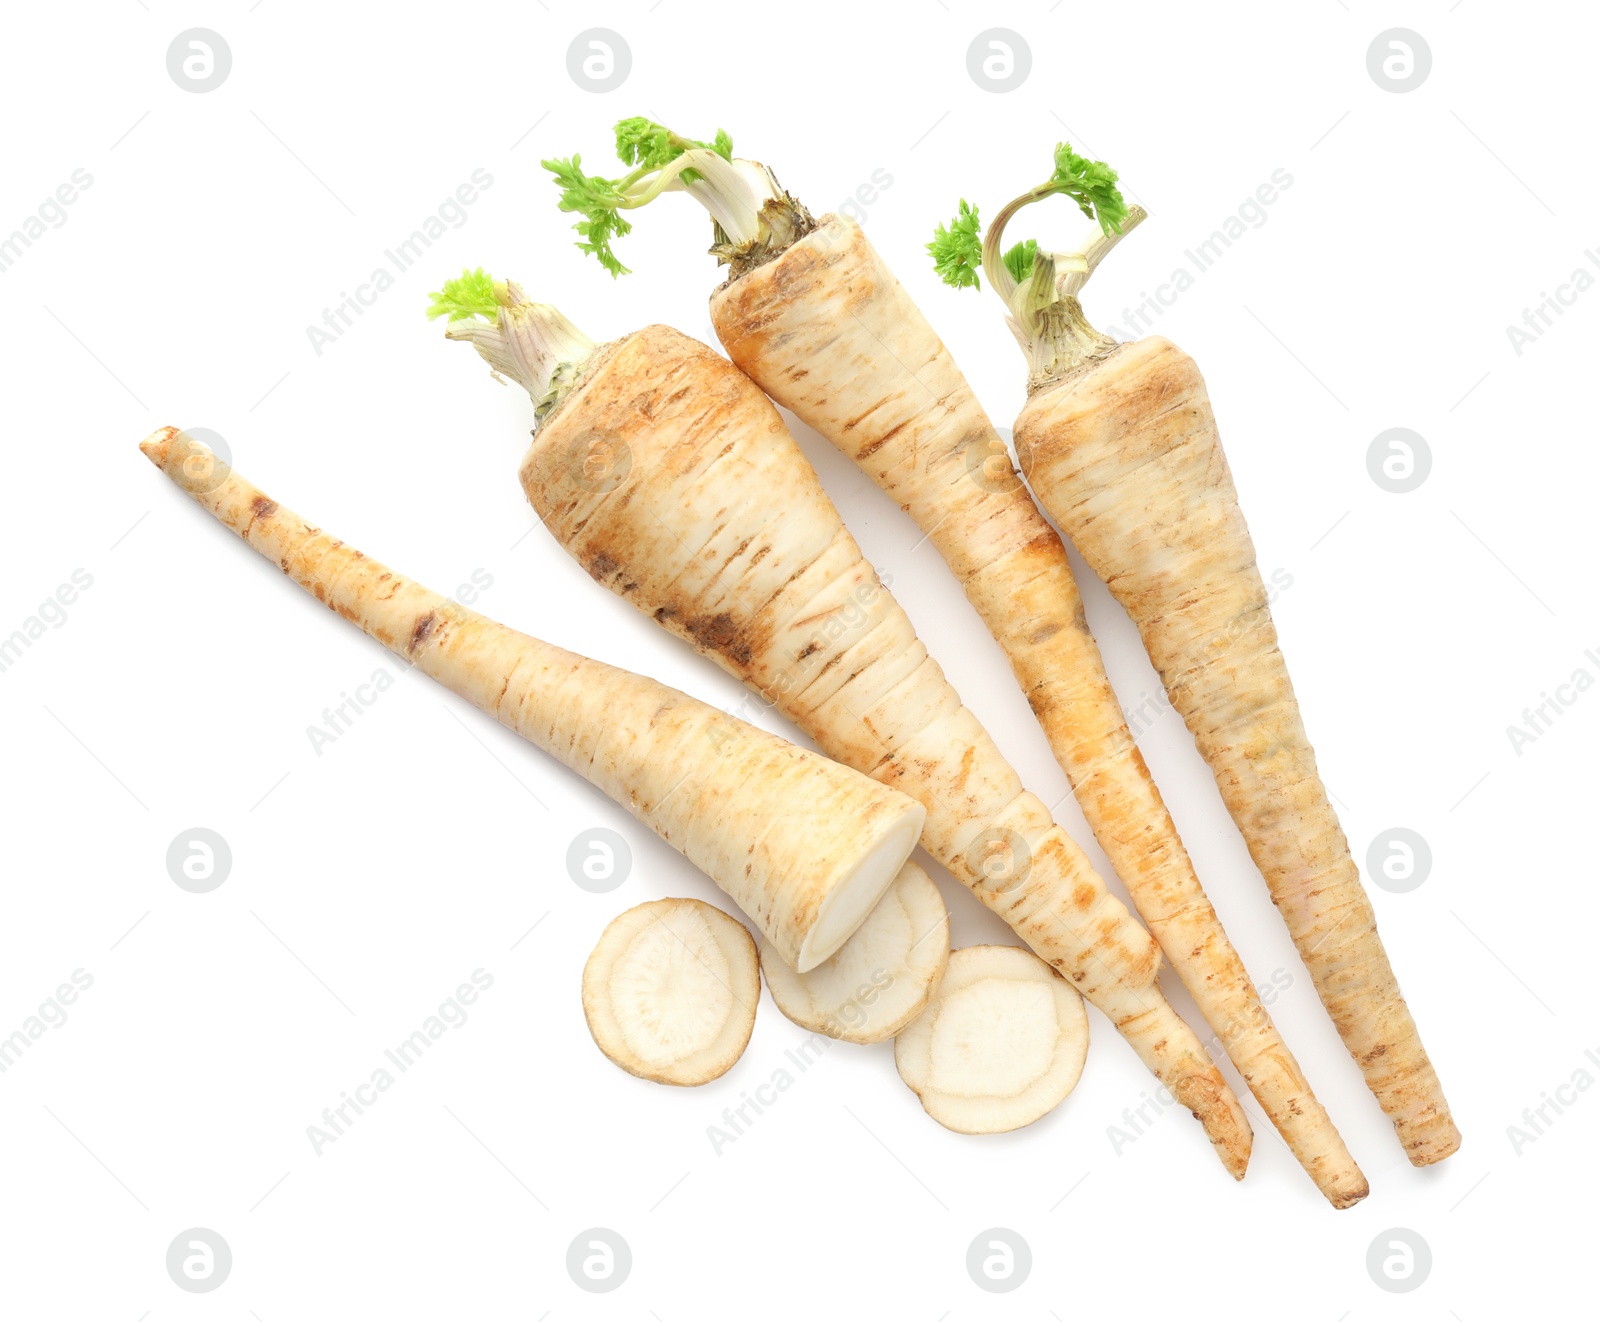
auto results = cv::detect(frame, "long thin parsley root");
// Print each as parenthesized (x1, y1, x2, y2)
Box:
(139, 427, 925, 972)
(935, 149, 1459, 1170)
(432, 272, 1253, 1178)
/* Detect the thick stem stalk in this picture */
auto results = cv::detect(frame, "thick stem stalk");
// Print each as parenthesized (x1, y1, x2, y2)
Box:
(443, 284, 597, 421)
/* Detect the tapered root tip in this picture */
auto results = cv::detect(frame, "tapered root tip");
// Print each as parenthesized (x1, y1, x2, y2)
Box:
(140, 425, 183, 468)
(1175, 1075, 1253, 1180)
(1403, 1117, 1463, 1167)
(1328, 1174, 1372, 1211)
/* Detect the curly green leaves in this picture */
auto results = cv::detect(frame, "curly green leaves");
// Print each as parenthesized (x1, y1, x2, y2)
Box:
(928, 202, 1039, 291)
(544, 153, 637, 278)
(1050, 141, 1128, 236)
(545, 119, 735, 277)
(1001, 237, 1039, 285)
(928, 199, 983, 289)
(425, 266, 503, 323)
(927, 141, 1128, 292)
(613, 117, 733, 180)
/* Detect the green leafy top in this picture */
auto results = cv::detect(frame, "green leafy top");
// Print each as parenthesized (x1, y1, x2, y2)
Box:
(613, 117, 733, 178)
(1049, 141, 1128, 236)
(1001, 238, 1038, 285)
(927, 199, 983, 289)
(425, 267, 503, 322)
(928, 204, 1040, 290)
(544, 119, 735, 277)
(927, 142, 1129, 293)
(544, 155, 637, 277)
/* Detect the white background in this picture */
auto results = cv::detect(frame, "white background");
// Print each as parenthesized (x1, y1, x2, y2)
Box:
(1, 1, 1594, 1316)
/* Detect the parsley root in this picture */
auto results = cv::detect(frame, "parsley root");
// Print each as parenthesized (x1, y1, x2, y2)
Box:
(139, 427, 924, 972)
(939, 148, 1459, 1169)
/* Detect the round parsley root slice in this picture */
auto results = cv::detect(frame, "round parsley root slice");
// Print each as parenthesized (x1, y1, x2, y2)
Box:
(895, 945, 1089, 1134)
(582, 898, 759, 1086)
(759, 861, 949, 1045)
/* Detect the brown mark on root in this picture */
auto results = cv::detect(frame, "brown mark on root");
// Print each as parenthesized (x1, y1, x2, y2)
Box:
(586, 551, 618, 582)
(856, 416, 909, 461)
(408, 612, 437, 655)
(251, 496, 278, 520)
(686, 613, 753, 667)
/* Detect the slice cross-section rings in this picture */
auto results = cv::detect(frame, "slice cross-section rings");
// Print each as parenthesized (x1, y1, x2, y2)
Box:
(583, 898, 760, 1086)
(895, 944, 1089, 1133)
(760, 861, 949, 1044)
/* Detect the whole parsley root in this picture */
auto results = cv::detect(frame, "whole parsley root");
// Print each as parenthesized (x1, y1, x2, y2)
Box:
(936, 147, 1459, 1173)
(431, 265, 1254, 1178)
(138, 427, 924, 973)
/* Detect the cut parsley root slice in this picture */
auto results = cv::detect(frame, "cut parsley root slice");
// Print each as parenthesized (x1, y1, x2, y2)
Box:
(582, 898, 759, 1086)
(895, 945, 1089, 1134)
(759, 861, 949, 1045)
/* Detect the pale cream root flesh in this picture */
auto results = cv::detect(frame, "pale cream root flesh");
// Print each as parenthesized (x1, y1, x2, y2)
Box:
(705, 215, 1361, 1198)
(137, 427, 925, 973)
(895, 945, 1089, 1134)
(506, 325, 1252, 1177)
(583, 898, 759, 1086)
(1014, 335, 1459, 1167)
(799, 815, 926, 972)
(761, 860, 949, 1044)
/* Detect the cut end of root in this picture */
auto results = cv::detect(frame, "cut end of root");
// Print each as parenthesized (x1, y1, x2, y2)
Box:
(763, 862, 949, 1045)
(796, 809, 925, 972)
